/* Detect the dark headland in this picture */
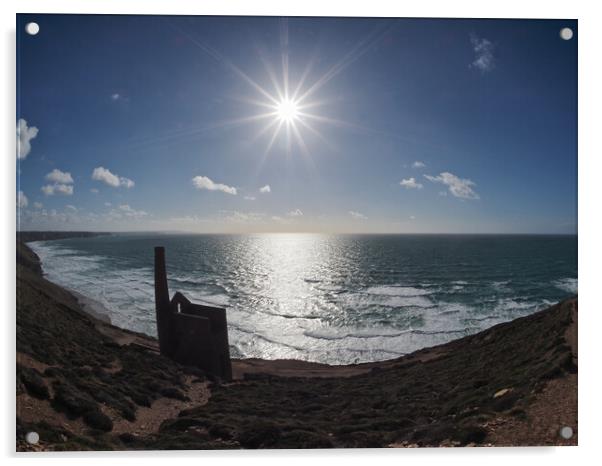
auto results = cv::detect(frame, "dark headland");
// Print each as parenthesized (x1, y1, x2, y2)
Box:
(16, 233, 577, 450)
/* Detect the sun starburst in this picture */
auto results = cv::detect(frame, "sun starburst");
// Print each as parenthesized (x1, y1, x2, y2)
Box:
(143, 19, 391, 161)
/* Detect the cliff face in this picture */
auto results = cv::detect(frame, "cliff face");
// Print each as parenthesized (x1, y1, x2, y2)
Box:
(16, 241, 42, 276)
(16, 241, 577, 450)
(16, 242, 209, 450)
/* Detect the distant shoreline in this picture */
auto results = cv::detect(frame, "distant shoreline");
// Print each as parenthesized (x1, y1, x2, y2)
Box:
(17, 230, 577, 238)
(18, 230, 112, 243)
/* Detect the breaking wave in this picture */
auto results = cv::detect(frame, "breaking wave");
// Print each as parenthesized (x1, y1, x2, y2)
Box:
(29, 234, 577, 365)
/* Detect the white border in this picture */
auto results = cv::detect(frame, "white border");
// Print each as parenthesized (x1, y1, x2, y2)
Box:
(3, 1, 601, 464)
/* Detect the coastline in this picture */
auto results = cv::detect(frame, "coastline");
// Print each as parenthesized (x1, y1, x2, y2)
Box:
(22, 233, 115, 324)
(16, 235, 578, 450)
(23, 231, 577, 367)
(68, 289, 112, 324)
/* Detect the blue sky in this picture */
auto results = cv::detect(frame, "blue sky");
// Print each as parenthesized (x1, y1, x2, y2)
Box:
(16, 15, 577, 233)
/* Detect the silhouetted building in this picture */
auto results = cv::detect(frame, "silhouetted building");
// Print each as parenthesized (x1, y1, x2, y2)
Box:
(154, 246, 232, 380)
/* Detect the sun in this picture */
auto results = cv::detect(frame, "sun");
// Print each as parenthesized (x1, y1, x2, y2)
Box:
(167, 17, 387, 158)
(275, 98, 299, 123)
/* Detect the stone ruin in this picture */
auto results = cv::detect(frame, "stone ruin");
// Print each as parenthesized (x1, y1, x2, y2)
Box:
(154, 246, 232, 380)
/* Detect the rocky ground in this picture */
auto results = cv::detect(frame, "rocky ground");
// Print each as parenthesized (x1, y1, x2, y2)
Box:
(16, 239, 577, 451)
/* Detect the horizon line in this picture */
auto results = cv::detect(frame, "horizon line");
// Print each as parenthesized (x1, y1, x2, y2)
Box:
(17, 229, 578, 236)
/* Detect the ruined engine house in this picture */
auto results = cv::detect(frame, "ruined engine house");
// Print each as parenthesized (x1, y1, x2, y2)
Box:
(154, 246, 232, 380)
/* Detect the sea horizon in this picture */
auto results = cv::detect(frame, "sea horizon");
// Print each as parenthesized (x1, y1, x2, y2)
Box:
(19, 230, 578, 236)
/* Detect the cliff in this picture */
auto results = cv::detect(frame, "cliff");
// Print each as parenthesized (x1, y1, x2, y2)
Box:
(16, 241, 577, 450)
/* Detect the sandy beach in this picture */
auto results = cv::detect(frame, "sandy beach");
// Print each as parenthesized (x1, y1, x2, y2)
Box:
(16, 237, 577, 450)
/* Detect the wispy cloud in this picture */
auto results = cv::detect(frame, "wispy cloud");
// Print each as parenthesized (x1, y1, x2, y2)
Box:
(92, 167, 135, 188)
(46, 169, 74, 184)
(65, 205, 78, 212)
(244, 196, 256, 201)
(470, 34, 495, 73)
(349, 210, 367, 220)
(33, 202, 43, 209)
(41, 183, 74, 196)
(424, 172, 480, 199)
(400, 177, 423, 189)
(17, 119, 39, 160)
(287, 209, 303, 217)
(219, 210, 265, 223)
(118, 204, 148, 217)
(259, 185, 271, 193)
(412, 161, 426, 169)
(17, 191, 28, 208)
(192, 176, 237, 195)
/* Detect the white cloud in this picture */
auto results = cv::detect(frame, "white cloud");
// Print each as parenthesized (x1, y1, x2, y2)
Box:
(424, 172, 480, 200)
(410, 215, 416, 220)
(192, 176, 237, 195)
(111, 93, 121, 101)
(46, 169, 74, 184)
(90, 188, 99, 194)
(104, 202, 112, 207)
(349, 210, 367, 220)
(412, 161, 426, 169)
(120, 177, 135, 188)
(400, 177, 423, 189)
(244, 196, 256, 201)
(17, 119, 39, 160)
(41, 183, 74, 196)
(287, 209, 303, 217)
(259, 185, 271, 193)
(118, 204, 148, 217)
(470, 34, 495, 73)
(33, 202, 43, 209)
(92, 167, 135, 188)
(65, 205, 77, 212)
(17, 191, 28, 208)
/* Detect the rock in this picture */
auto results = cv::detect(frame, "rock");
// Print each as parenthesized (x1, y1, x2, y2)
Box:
(493, 388, 512, 398)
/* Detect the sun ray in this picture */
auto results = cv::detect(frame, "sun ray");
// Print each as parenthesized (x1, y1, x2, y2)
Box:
(254, 119, 285, 175)
(122, 112, 279, 151)
(266, 119, 284, 154)
(280, 18, 290, 99)
(251, 118, 281, 143)
(291, 122, 314, 167)
(297, 111, 368, 131)
(296, 23, 392, 103)
(168, 20, 280, 106)
(296, 118, 337, 153)
(291, 52, 317, 102)
(258, 50, 285, 102)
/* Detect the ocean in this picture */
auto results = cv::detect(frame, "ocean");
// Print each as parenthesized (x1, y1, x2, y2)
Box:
(29, 234, 577, 365)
